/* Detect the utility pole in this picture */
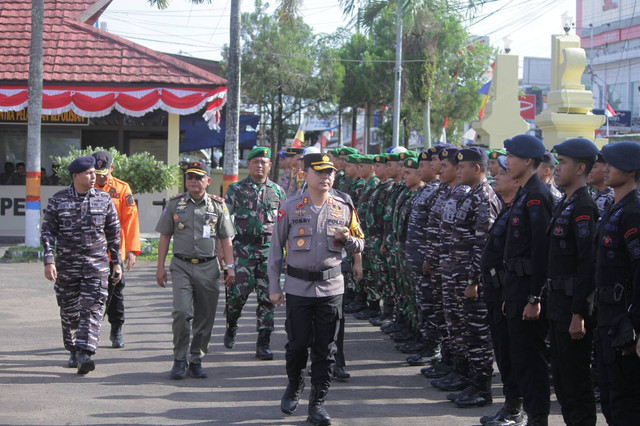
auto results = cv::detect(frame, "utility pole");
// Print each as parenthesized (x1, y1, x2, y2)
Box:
(223, 0, 241, 195)
(391, 0, 403, 148)
(25, 0, 44, 248)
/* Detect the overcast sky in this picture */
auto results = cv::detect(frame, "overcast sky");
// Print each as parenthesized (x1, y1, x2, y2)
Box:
(100, 0, 576, 70)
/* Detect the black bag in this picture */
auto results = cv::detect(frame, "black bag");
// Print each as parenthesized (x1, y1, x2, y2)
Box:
(608, 311, 637, 351)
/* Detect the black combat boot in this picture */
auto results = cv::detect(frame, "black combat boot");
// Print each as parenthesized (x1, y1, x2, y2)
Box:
(344, 293, 367, 314)
(407, 342, 441, 366)
(431, 371, 469, 391)
(370, 303, 394, 326)
(66, 350, 77, 368)
(281, 372, 305, 414)
(307, 385, 332, 425)
(332, 365, 350, 381)
(110, 324, 124, 348)
(354, 301, 381, 320)
(224, 323, 238, 349)
(455, 379, 493, 408)
(256, 329, 273, 360)
(188, 362, 208, 378)
(421, 360, 453, 378)
(76, 350, 95, 375)
(484, 398, 526, 426)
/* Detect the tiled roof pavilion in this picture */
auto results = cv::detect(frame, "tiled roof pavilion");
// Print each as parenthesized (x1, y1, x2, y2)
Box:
(0, 0, 226, 87)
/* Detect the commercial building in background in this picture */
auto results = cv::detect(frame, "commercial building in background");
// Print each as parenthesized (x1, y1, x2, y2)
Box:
(577, 0, 640, 133)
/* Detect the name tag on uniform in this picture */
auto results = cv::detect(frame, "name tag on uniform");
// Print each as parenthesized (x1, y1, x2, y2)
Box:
(203, 226, 211, 239)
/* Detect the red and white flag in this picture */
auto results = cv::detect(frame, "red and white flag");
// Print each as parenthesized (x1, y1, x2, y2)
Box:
(605, 103, 617, 118)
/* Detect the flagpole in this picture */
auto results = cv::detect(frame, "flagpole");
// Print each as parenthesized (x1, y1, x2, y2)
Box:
(606, 115, 609, 138)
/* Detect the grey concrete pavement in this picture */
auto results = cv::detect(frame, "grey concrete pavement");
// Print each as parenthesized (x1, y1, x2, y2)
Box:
(0, 261, 601, 425)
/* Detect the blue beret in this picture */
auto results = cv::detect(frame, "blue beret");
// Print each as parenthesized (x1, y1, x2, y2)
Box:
(540, 151, 558, 165)
(439, 147, 461, 162)
(67, 156, 95, 174)
(503, 134, 546, 159)
(418, 150, 431, 162)
(457, 147, 488, 163)
(601, 141, 640, 171)
(552, 138, 599, 161)
(596, 152, 606, 163)
(497, 155, 508, 171)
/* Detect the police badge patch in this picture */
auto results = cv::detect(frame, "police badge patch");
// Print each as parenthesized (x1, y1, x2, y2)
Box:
(126, 194, 136, 207)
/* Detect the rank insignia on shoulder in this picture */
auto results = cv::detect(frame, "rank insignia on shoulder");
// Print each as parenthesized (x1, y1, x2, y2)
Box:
(277, 209, 286, 222)
(210, 194, 225, 203)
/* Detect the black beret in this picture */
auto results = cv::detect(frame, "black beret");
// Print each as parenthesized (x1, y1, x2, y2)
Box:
(596, 152, 606, 163)
(457, 147, 488, 163)
(67, 156, 96, 174)
(601, 141, 640, 171)
(503, 134, 546, 159)
(552, 138, 599, 161)
(439, 147, 461, 162)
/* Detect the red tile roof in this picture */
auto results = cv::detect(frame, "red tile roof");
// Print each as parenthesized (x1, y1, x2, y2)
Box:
(0, 0, 226, 88)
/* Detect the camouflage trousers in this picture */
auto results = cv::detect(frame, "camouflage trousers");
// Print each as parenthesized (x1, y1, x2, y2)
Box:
(385, 243, 399, 307)
(461, 278, 494, 386)
(394, 243, 418, 329)
(54, 270, 108, 354)
(226, 247, 274, 332)
(441, 257, 469, 376)
(361, 236, 383, 303)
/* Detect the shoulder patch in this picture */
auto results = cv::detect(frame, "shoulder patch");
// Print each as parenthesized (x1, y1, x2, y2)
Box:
(210, 194, 225, 203)
(126, 194, 136, 207)
(277, 209, 286, 222)
(169, 193, 184, 201)
(527, 199, 541, 207)
(575, 215, 591, 223)
(624, 227, 638, 240)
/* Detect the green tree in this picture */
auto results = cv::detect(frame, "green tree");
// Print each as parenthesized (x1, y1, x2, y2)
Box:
(50, 147, 180, 194)
(223, 1, 344, 178)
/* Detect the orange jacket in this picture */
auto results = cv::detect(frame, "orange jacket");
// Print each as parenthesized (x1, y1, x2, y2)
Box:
(95, 176, 141, 259)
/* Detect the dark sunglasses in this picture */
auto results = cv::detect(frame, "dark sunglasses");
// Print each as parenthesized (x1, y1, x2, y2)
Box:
(186, 173, 205, 181)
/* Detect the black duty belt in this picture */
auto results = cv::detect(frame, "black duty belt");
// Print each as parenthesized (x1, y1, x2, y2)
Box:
(482, 268, 506, 289)
(503, 258, 533, 277)
(596, 283, 626, 305)
(547, 278, 574, 296)
(234, 234, 272, 245)
(174, 254, 216, 264)
(287, 264, 342, 282)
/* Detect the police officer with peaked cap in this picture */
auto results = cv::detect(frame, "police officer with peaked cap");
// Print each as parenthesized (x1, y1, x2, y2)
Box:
(41, 155, 122, 375)
(268, 153, 364, 425)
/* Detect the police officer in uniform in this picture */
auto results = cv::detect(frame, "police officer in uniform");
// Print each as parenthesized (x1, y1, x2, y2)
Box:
(545, 138, 599, 426)
(589, 152, 615, 216)
(268, 153, 364, 426)
(502, 134, 554, 426)
(224, 147, 286, 360)
(41, 156, 122, 375)
(538, 151, 562, 204)
(155, 161, 236, 380)
(92, 151, 141, 348)
(594, 141, 640, 424)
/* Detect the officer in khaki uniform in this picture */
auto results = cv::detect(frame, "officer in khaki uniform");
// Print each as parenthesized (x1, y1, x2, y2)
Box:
(155, 161, 236, 380)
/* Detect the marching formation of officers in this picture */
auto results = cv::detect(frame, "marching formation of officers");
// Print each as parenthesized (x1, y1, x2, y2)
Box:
(41, 135, 640, 426)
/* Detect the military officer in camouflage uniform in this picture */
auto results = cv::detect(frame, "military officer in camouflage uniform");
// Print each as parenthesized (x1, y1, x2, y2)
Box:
(269, 153, 364, 426)
(155, 161, 236, 380)
(538, 151, 562, 204)
(589, 152, 615, 216)
(41, 156, 122, 375)
(405, 148, 442, 365)
(449, 147, 501, 408)
(366, 154, 396, 326)
(224, 147, 286, 360)
(546, 138, 600, 426)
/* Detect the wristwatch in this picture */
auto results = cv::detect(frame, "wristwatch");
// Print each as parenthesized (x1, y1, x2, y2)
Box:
(527, 295, 541, 304)
(224, 264, 236, 271)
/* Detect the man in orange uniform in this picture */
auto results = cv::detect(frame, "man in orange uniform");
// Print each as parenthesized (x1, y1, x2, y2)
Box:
(92, 151, 141, 348)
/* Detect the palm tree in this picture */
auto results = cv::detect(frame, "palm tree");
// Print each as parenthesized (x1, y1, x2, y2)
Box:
(148, 0, 240, 194)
